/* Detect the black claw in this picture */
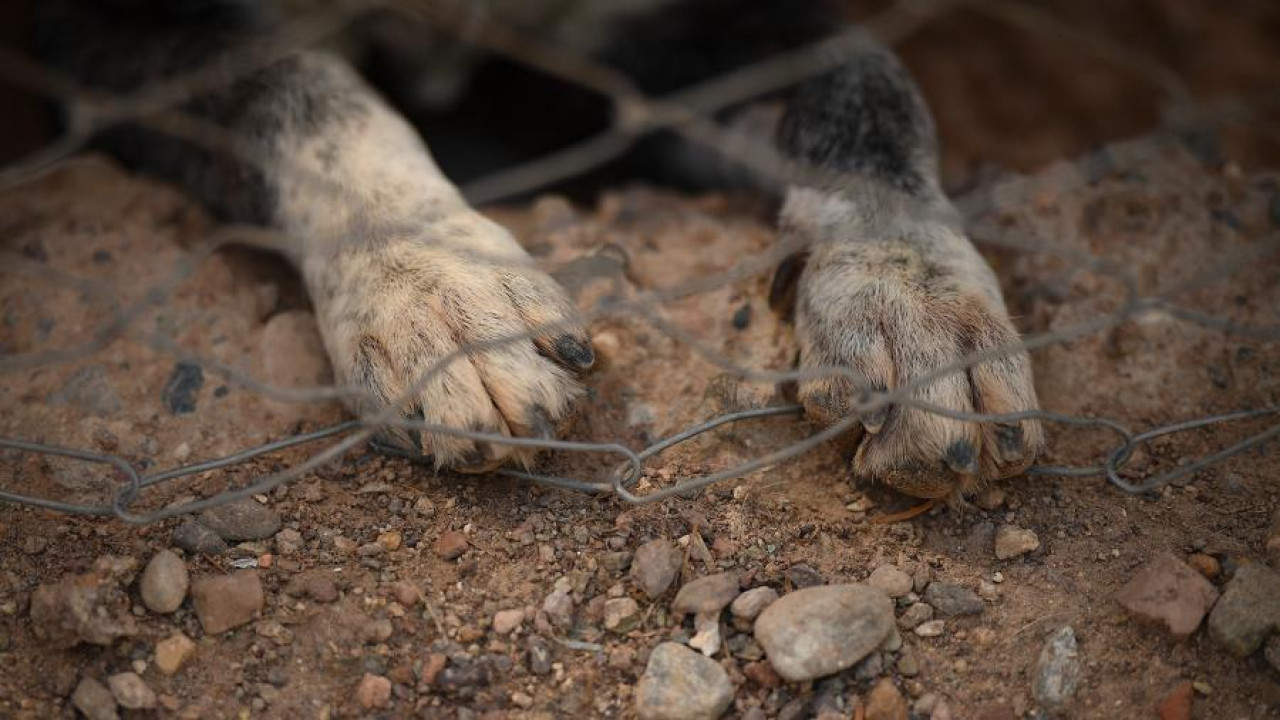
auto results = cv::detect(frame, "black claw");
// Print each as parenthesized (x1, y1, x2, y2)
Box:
(995, 423, 1024, 460)
(944, 439, 979, 475)
(553, 334, 595, 370)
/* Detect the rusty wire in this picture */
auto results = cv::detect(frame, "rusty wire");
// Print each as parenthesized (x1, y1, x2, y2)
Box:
(0, 0, 1278, 523)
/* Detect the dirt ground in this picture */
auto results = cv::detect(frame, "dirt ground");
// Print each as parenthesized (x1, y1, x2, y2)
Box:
(3, 2, 1280, 719)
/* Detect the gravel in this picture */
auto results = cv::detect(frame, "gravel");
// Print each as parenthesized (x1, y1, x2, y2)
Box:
(635, 642, 734, 720)
(138, 550, 188, 614)
(754, 584, 894, 682)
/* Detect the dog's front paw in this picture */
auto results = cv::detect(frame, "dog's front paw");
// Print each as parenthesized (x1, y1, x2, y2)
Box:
(307, 215, 593, 472)
(783, 192, 1044, 498)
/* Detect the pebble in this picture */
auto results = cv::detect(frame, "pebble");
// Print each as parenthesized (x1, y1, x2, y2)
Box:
(672, 573, 740, 616)
(435, 531, 469, 560)
(387, 581, 420, 607)
(730, 587, 779, 621)
(1156, 681, 1193, 720)
(197, 499, 281, 541)
(631, 539, 683, 600)
(1185, 553, 1220, 580)
(743, 660, 782, 688)
(689, 612, 722, 656)
(1115, 553, 1219, 637)
(604, 598, 642, 633)
(867, 566, 914, 598)
(635, 642, 734, 720)
(898, 602, 934, 629)
(1032, 626, 1081, 713)
(1207, 562, 1280, 657)
(994, 525, 1040, 560)
(493, 609, 524, 635)
(865, 678, 909, 720)
(191, 570, 264, 634)
(139, 550, 188, 614)
(302, 576, 339, 603)
(923, 583, 984, 617)
(896, 651, 920, 677)
(355, 673, 392, 710)
(154, 633, 196, 675)
(107, 672, 156, 710)
(72, 677, 119, 720)
(542, 588, 574, 629)
(171, 520, 228, 555)
(274, 528, 304, 555)
(754, 584, 894, 682)
(914, 620, 946, 637)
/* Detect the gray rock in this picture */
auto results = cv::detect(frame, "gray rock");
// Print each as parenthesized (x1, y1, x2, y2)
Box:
(924, 583, 984, 617)
(139, 550, 188, 614)
(754, 584, 894, 682)
(867, 566, 914, 598)
(107, 672, 156, 710)
(631, 539, 682, 600)
(673, 573, 740, 616)
(71, 677, 119, 720)
(635, 642, 733, 720)
(1207, 563, 1280, 657)
(1032, 626, 1081, 713)
(171, 520, 228, 556)
(197, 499, 281, 541)
(191, 570, 264, 634)
(730, 587, 779, 621)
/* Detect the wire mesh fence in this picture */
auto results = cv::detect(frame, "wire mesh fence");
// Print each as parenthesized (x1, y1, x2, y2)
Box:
(1, 0, 1278, 524)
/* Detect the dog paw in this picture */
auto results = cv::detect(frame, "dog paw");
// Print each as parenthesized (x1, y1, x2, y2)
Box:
(780, 190, 1044, 498)
(306, 213, 593, 472)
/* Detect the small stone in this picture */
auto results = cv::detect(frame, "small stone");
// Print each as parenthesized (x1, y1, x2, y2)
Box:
(604, 598, 641, 634)
(867, 566, 914, 598)
(631, 539, 683, 600)
(1156, 681, 1193, 720)
(154, 633, 196, 675)
(898, 603, 934, 629)
(197, 499, 281, 541)
(377, 531, 402, 552)
(672, 573, 740, 616)
(689, 611, 722, 656)
(139, 550, 188, 614)
(387, 581, 420, 607)
(1185, 553, 1220, 580)
(274, 528, 304, 555)
(635, 642, 734, 720)
(355, 673, 392, 710)
(923, 583, 984, 617)
(162, 362, 204, 414)
(1032, 626, 1081, 713)
(609, 645, 638, 670)
(543, 588, 574, 629)
(72, 677, 119, 720)
(107, 672, 156, 710)
(303, 576, 340, 603)
(896, 651, 919, 677)
(526, 639, 553, 676)
(743, 660, 782, 688)
(730, 587, 779, 621)
(865, 678, 908, 720)
(754, 584, 894, 682)
(191, 571, 264, 634)
(435, 531, 469, 560)
(785, 563, 825, 589)
(914, 620, 945, 637)
(493, 609, 524, 635)
(1116, 553, 1220, 637)
(1206, 562, 1280, 657)
(511, 691, 534, 709)
(171, 520, 227, 556)
(994, 525, 1040, 560)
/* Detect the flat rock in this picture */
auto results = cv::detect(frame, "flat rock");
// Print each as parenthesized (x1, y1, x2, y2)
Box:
(672, 573, 740, 616)
(635, 642, 733, 720)
(1032, 626, 1081, 713)
(107, 672, 156, 710)
(72, 677, 119, 720)
(139, 550, 188, 614)
(191, 571, 264, 634)
(865, 678, 909, 720)
(754, 584, 894, 682)
(1116, 553, 1219, 637)
(994, 525, 1041, 560)
(730, 587, 779, 621)
(632, 539, 683, 600)
(1207, 562, 1280, 657)
(867, 566, 914, 598)
(171, 520, 228, 555)
(924, 582, 985, 617)
(197, 499, 281, 541)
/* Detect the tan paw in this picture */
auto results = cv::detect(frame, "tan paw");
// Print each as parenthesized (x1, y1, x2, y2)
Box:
(305, 213, 592, 471)
(781, 189, 1044, 498)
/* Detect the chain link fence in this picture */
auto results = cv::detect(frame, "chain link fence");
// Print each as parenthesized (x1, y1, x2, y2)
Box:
(1, 0, 1278, 523)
